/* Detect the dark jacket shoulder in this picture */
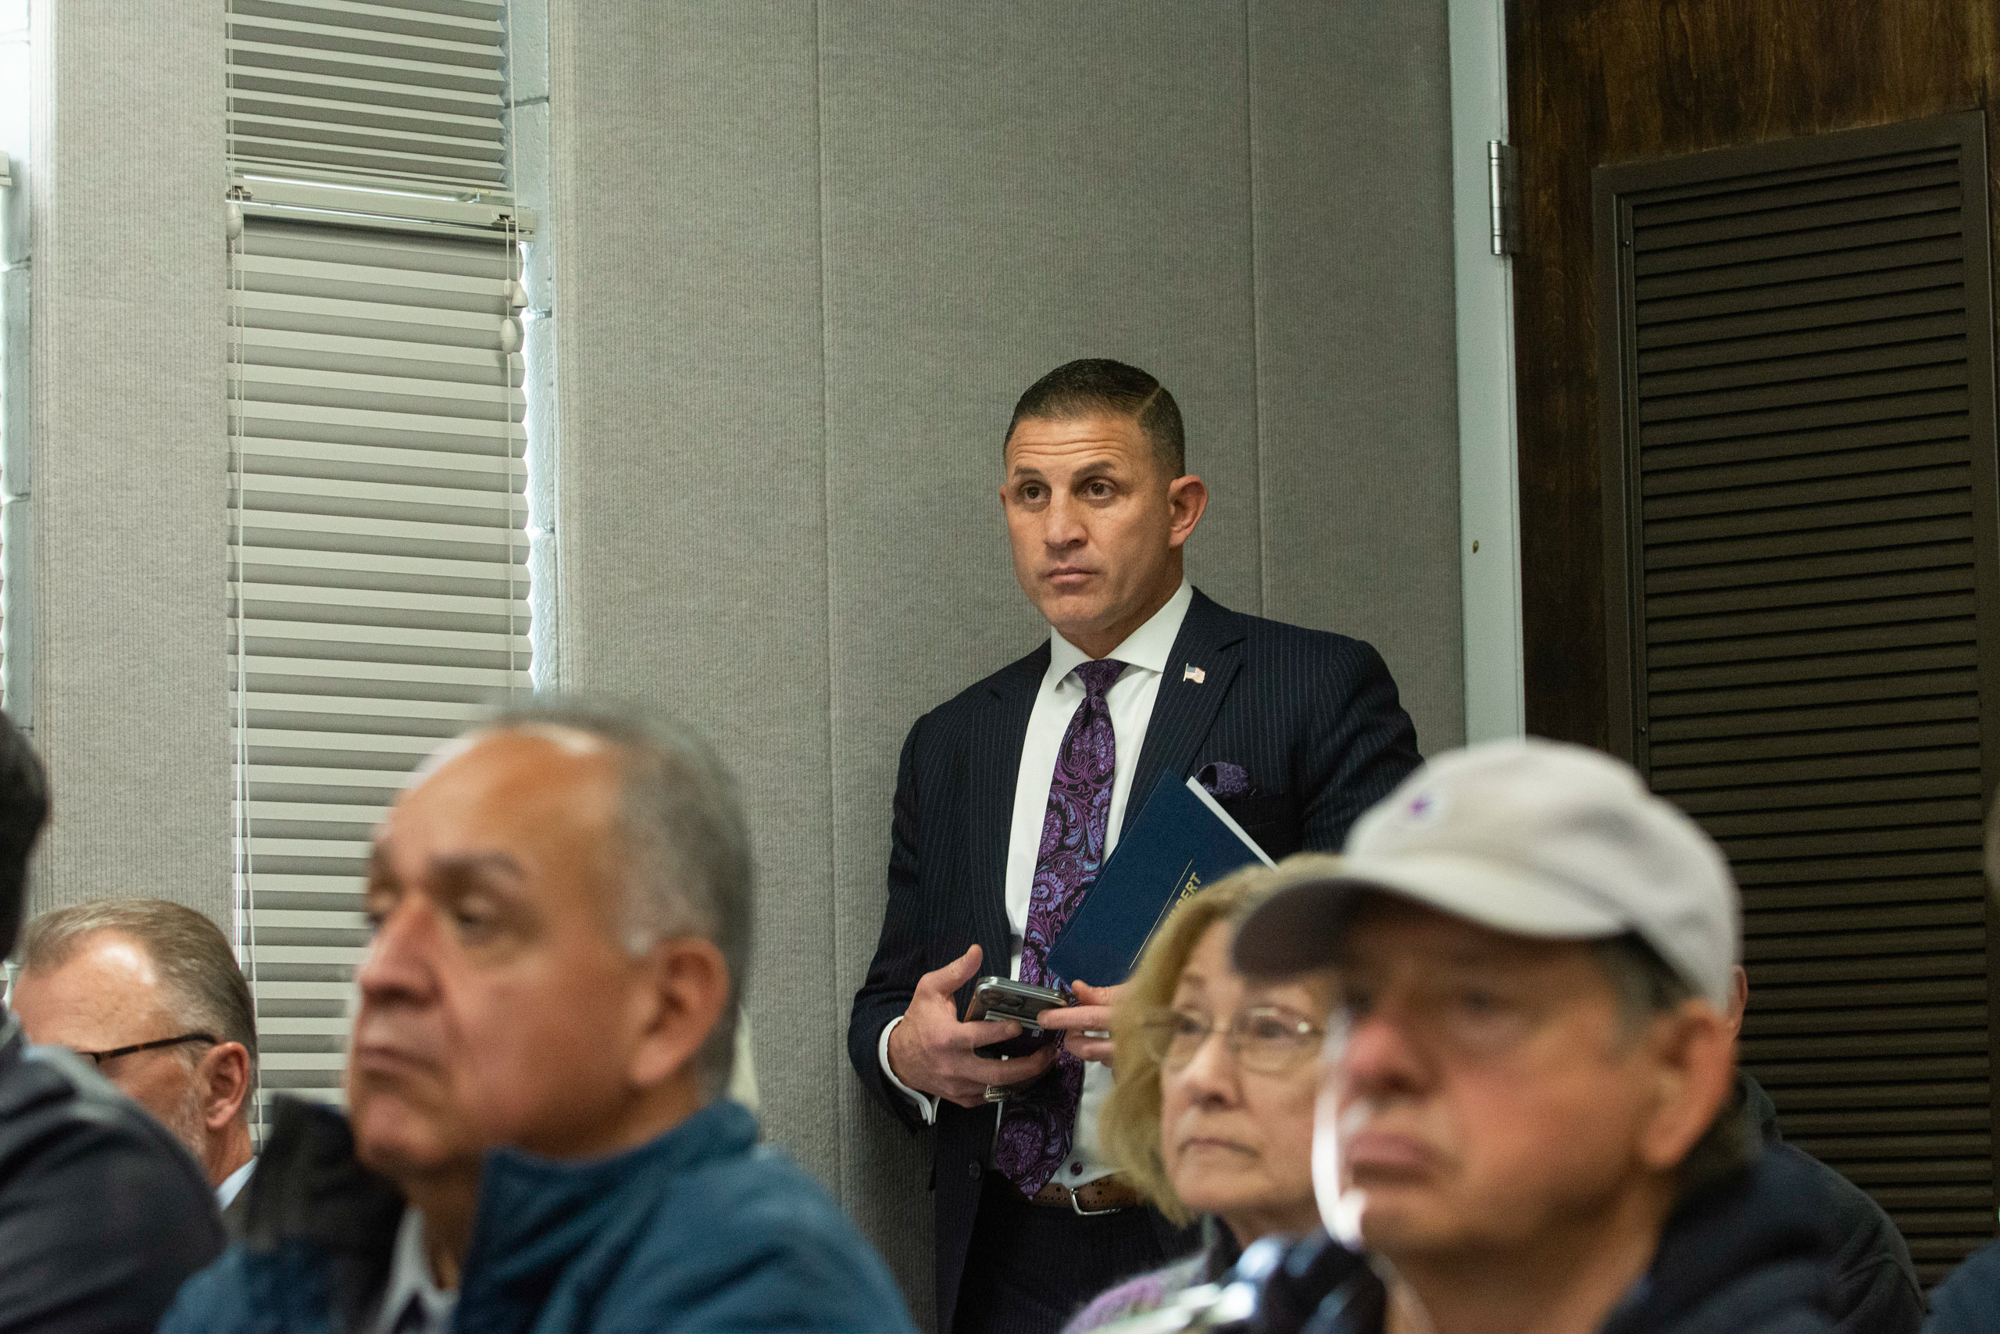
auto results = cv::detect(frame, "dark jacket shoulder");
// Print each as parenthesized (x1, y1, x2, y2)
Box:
(1228, 1148, 1838, 1334)
(162, 1097, 403, 1334)
(918, 593, 1384, 705)
(608, 1144, 914, 1332)
(1221, 601, 1412, 711)
(1740, 1076, 1921, 1334)
(1599, 1146, 1838, 1334)
(460, 1099, 913, 1334)
(1180, 588, 1392, 665)
(1927, 1237, 2000, 1332)
(904, 591, 1407, 765)
(0, 1017, 225, 1333)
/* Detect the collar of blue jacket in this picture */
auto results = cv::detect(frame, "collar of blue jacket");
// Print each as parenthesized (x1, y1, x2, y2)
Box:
(473, 1096, 766, 1275)
(454, 1098, 810, 1327)
(161, 1095, 916, 1334)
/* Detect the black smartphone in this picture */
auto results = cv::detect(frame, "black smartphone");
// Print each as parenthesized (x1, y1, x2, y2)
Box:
(964, 977, 1066, 1059)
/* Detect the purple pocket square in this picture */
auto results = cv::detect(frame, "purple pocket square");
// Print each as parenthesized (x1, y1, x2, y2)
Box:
(1196, 761, 1254, 800)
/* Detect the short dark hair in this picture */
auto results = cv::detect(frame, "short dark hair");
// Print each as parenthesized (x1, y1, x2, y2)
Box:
(21, 900, 258, 1093)
(1005, 358, 1186, 476)
(1592, 932, 1752, 1195)
(0, 712, 47, 959)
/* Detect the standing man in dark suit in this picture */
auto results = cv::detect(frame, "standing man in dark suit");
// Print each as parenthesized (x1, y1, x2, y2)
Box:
(847, 359, 1422, 1334)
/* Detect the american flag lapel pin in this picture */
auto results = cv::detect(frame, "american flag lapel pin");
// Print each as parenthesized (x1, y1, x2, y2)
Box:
(1183, 663, 1206, 685)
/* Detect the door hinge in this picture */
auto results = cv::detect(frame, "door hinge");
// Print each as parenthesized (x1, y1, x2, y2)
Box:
(1488, 140, 1520, 257)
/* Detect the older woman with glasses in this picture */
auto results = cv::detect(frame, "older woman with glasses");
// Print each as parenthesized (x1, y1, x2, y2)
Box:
(1064, 856, 1339, 1333)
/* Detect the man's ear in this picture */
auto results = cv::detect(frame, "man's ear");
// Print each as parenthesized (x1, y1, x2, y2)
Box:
(1636, 1001, 1736, 1174)
(1166, 473, 1208, 549)
(628, 936, 731, 1091)
(199, 1041, 253, 1131)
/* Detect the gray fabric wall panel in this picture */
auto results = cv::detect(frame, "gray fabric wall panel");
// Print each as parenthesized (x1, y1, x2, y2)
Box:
(1248, 0, 1465, 753)
(817, 1, 1265, 627)
(545, 4, 841, 1183)
(817, 6, 1267, 1314)
(545, 4, 1458, 1325)
(0, 4, 1464, 1324)
(27, 4, 227, 923)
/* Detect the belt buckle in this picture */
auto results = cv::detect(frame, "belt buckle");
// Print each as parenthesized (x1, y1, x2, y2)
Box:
(1068, 1181, 1125, 1217)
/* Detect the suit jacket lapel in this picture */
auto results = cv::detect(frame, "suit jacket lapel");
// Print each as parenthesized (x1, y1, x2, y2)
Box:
(967, 644, 1047, 964)
(1122, 589, 1247, 838)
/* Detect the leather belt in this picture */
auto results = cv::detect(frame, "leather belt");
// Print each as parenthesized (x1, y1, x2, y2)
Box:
(1026, 1174, 1144, 1215)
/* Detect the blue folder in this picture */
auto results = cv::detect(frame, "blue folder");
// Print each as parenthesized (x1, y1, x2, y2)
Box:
(1043, 775, 1277, 988)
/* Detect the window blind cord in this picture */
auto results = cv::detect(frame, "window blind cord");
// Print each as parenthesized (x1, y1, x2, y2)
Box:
(499, 0, 558, 696)
(506, 211, 521, 702)
(501, 0, 524, 702)
(227, 164, 263, 1143)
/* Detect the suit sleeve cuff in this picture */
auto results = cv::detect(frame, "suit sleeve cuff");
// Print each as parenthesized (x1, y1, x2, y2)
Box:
(878, 1016, 939, 1125)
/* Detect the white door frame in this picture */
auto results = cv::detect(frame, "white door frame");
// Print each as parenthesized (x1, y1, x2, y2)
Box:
(1448, 0, 1527, 742)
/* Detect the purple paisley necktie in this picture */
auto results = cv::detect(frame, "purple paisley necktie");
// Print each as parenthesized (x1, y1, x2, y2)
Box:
(994, 656, 1126, 1197)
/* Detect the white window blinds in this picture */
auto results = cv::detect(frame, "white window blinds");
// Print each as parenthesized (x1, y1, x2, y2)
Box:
(230, 215, 528, 1118)
(227, 0, 509, 196)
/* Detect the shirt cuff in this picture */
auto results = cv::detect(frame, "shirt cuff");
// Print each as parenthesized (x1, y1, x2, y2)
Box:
(878, 1016, 939, 1126)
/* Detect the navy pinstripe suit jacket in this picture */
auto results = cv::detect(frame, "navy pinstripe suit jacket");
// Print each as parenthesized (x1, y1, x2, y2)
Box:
(845, 588, 1422, 1324)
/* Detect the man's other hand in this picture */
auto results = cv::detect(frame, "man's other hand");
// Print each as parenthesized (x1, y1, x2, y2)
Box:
(1038, 979, 1122, 1065)
(886, 945, 1060, 1108)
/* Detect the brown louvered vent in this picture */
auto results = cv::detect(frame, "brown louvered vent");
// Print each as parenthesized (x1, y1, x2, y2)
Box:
(1596, 111, 2000, 1285)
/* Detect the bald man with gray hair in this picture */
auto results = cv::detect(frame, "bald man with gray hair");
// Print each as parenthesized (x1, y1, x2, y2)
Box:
(166, 698, 910, 1334)
(489, 700, 754, 1096)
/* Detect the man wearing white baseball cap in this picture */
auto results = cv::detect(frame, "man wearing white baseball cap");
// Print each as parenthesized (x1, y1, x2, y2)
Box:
(1229, 739, 1841, 1334)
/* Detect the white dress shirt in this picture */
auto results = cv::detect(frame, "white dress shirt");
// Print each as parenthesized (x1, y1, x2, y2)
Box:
(372, 1208, 457, 1334)
(215, 1156, 256, 1212)
(879, 580, 1195, 1189)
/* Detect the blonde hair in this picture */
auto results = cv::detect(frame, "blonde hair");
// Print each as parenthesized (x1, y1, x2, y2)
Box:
(1098, 853, 1344, 1224)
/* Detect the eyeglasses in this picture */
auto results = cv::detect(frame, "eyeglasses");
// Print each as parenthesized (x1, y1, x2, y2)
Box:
(1325, 978, 1545, 1061)
(1137, 1005, 1325, 1074)
(74, 1033, 218, 1067)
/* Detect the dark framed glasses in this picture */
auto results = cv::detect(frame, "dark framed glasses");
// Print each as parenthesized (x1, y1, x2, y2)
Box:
(75, 1033, 218, 1066)
(1137, 1005, 1325, 1074)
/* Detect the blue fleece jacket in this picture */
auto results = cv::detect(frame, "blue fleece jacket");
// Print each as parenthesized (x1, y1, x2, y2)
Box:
(160, 1098, 913, 1334)
(1925, 1240, 2000, 1333)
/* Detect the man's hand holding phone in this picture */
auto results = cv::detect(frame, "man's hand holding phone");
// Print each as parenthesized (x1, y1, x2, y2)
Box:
(885, 945, 1061, 1108)
(1036, 979, 1123, 1065)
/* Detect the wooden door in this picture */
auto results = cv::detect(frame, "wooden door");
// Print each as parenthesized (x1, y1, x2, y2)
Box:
(1510, 0, 2000, 1282)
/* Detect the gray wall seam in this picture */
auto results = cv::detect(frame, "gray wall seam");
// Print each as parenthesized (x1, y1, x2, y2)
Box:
(813, 0, 847, 1211)
(1242, 0, 1266, 619)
